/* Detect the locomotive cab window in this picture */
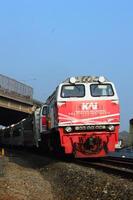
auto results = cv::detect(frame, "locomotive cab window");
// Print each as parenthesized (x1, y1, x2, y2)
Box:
(61, 84, 85, 98)
(90, 84, 114, 97)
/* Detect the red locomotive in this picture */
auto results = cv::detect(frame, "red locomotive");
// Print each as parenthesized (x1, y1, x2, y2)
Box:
(41, 76, 120, 158)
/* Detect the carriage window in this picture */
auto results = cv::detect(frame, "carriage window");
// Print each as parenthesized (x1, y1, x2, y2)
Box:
(90, 84, 114, 97)
(42, 106, 47, 115)
(61, 84, 85, 98)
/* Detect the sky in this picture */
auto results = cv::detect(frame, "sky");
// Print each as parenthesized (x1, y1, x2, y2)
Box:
(0, 0, 133, 131)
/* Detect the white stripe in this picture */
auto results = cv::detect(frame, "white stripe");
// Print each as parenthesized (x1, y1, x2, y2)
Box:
(59, 113, 120, 123)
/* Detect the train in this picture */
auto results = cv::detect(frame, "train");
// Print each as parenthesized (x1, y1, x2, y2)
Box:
(0, 76, 120, 158)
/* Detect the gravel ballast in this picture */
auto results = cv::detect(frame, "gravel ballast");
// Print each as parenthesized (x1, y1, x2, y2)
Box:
(0, 151, 133, 200)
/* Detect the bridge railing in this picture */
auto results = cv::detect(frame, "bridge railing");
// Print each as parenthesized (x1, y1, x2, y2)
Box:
(0, 74, 33, 102)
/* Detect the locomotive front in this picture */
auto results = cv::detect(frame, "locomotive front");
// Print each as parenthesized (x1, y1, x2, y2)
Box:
(57, 76, 120, 158)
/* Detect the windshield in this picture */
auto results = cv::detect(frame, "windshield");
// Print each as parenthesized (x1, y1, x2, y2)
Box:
(61, 84, 85, 98)
(90, 84, 114, 97)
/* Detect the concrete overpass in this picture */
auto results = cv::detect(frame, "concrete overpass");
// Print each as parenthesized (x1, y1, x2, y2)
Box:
(0, 74, 42, 126)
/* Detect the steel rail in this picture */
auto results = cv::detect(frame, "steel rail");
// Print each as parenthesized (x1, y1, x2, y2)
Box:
(75, 158, 133, 179)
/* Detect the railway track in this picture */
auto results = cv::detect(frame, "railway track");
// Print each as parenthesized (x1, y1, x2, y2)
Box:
(75, 156, 133, 179)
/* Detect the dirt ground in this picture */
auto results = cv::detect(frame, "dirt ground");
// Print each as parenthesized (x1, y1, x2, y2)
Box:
(0, 155, 53, 200)
(0, 150, 133, 200)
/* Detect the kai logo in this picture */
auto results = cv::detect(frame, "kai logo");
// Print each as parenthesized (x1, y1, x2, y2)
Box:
(81, 102, 98, 110)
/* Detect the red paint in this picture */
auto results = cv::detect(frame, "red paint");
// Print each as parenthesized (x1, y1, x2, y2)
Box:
(42, 116, 46, 126)
(58, 100, 120, 125)
(55, 99, 120, 158)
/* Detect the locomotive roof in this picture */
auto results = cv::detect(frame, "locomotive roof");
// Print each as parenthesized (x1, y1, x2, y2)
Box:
(63, 76, 109, 83)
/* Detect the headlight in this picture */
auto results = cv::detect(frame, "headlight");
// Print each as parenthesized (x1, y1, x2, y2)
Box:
(99, 76, 105, 83)
(75, 126, 86, 131)
(69, 77, 76, 84)
(107, 125, 115, 132)
(64, 126, 73, 133)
